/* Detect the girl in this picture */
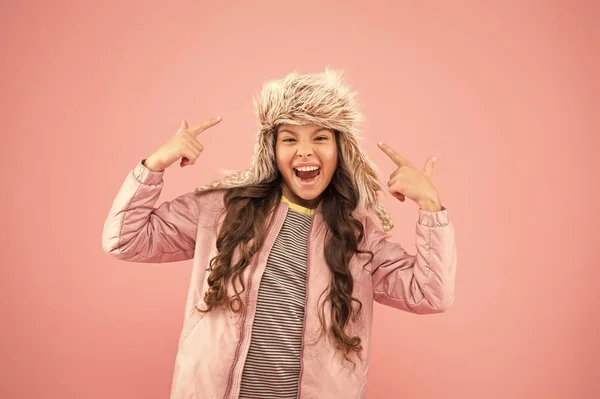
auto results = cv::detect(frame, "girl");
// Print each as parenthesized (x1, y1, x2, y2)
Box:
(102, 69, 457, 399)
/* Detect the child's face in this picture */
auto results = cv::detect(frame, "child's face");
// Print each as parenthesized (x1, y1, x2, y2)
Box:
(276, 123, 338, 209)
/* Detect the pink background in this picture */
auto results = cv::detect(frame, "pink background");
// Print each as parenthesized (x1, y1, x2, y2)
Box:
(1, 1, 598, 398)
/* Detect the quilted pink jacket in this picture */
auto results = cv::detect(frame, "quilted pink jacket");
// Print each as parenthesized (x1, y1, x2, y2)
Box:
(102, 161, 457, 399)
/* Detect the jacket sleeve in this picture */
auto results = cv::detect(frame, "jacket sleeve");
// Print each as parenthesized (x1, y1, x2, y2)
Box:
(102, 160, 200, 263)
(366, 208, 457, 314)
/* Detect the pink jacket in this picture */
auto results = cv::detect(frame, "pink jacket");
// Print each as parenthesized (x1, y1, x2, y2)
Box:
(102, 161, 457, 399)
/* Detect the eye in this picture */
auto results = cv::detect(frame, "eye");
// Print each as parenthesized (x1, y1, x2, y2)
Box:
(282, 137, 296, 143)
(315, 136, 329, 141)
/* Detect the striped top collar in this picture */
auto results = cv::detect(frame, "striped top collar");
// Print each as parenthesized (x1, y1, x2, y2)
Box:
(281, 195, 316, 216)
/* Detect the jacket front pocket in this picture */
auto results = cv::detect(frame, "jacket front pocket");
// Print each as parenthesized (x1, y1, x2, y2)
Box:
(179, 302, 207, 348)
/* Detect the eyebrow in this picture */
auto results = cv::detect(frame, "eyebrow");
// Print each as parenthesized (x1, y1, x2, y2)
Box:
(277, 127, 332, 135)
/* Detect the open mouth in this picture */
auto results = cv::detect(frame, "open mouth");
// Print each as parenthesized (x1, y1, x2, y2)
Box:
(294, 166, 321, 185)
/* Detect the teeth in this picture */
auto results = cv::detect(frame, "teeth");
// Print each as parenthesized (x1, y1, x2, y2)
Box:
(295, 166, 320, 172)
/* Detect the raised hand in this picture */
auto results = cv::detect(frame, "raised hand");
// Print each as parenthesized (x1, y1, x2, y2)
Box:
(377, 141, 442, 211)
(144, 117, 222, 172)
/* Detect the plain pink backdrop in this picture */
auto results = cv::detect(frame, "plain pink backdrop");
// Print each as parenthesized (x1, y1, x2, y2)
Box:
(1, 1, 598, 398)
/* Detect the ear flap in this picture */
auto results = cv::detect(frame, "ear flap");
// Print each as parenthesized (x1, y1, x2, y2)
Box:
(374, 204, 394, 232)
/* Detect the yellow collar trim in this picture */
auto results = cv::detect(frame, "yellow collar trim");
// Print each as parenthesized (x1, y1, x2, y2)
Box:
(281, 195, 316, 216)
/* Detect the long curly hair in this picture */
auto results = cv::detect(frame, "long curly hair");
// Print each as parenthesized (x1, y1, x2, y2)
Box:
(199, 131, 374, 364)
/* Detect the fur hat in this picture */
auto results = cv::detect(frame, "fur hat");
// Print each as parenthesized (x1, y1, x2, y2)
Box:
(194, 68, 394, 231)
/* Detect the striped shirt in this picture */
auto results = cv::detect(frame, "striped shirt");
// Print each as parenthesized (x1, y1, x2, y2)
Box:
(239, 198, 314, 399)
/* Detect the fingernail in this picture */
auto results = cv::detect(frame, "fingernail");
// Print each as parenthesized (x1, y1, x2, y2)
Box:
(378, 141, 383, 146)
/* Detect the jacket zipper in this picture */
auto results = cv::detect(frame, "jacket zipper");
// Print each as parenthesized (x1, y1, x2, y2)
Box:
(296, 214, 316, 399)
(223, 206, 287, 399)
(223, 253, 258, 399)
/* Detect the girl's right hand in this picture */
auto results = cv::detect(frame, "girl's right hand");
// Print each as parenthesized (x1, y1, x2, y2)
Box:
(144, 117, 222, 172)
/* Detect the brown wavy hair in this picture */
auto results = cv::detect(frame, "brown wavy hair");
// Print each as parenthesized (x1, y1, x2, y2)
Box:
(199, 131, 374, 365)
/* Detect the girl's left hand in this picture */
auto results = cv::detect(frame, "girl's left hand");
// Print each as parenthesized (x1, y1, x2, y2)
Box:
(378, 141, 443, 211)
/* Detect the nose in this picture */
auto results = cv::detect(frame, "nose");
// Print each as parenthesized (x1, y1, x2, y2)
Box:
(296, 140, 313, 157)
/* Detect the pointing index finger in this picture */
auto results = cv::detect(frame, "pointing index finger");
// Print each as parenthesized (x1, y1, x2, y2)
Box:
(377, 141, 410, 166)
(190, 116, 222, 137)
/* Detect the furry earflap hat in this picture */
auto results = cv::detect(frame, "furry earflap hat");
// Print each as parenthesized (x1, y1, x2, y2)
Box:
(194, 68, 394, 231)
